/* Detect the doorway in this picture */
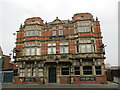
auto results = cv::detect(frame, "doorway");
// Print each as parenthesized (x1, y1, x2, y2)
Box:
(48, 67, 56, 83)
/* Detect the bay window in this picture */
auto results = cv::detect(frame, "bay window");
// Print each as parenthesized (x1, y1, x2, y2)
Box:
(36, 48, 40, 55)
(81, 45, 86, 53)
(79, 22, 91, 26)
(60, 42, 69, 54)
(86, 44, 92, 52)
(26, 48, 30, 56)
(48, 47, 56, 54)
(37, 31, 41, 36)
(25, 48, 41, 56)
(74, 27, 78, 33)
(48, 43, 56, 54)
(80, 44, 92, 53)
(80, 27, 90, 32)
(25, 31, 41, 36)
(60, 47, 69, 54)
(31, 48, 35, 55)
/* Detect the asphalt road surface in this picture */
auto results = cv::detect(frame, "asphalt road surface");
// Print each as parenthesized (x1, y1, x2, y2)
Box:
(1, 82, 119, 90)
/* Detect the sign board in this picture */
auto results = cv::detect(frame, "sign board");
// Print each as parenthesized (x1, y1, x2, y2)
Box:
(80, 77, 96, 81)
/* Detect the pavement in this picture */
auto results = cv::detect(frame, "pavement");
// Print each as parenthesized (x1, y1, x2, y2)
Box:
(1, 81, 119, 89)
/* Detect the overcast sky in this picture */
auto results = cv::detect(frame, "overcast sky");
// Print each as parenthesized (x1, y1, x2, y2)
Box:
(0, 0, 119, 66)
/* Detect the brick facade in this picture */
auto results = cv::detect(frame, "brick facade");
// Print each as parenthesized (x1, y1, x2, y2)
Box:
(13, 13, 107, 84)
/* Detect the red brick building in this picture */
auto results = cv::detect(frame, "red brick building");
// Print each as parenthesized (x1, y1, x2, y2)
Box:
(0, 46, 14, 83)
(13, 13, 107, 84)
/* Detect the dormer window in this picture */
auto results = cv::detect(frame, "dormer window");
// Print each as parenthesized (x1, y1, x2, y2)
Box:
(27, 21, 40, 25)
(76, 17, 90, 20)
(59, 26, 63, 29)
(52, 26, 56, 30)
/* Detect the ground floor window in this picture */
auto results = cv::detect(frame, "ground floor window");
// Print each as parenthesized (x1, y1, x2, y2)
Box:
(27, 68, 31, 77)
(32, 68, 36, 76)
(95, 66, 102, 75)
(38, 68, 43, 76)
(19, 69, 25, 77)
(74, 67, 80, 75)
(14, 69, 18, 76)
(83, 66, 92, 75)
(61, 67, 69, 75)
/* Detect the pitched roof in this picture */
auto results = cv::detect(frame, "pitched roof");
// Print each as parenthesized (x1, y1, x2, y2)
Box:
(0, 46, 3, 56)
(111, 66, 120, 70)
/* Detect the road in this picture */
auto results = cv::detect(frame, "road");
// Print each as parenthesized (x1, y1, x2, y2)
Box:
(1, 81, 119, 90)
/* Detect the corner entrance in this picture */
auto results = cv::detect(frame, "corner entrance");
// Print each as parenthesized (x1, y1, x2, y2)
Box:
(48, 67, 56, 83)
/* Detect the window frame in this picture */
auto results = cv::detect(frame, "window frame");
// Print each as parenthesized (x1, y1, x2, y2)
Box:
(59, 26, 63, 29)
(74, 67, 80, 75)
(52, 30, 56, 36)
(48, 43, 56, 54)
(19, 69, 25, 77)
(61, 67, 70, 76)
(59, 30, 63, 35)
(83, 66, 93, 75)
(95, 66, 102, 75)
(38, 68, 44, 77)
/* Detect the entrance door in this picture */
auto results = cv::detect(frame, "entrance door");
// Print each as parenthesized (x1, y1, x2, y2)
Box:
(48, 67, 56, 83)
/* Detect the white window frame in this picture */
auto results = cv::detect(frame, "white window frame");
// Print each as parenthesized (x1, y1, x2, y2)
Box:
(52, 30, 56, 35)
(37, 31, 41, 36)
(59, 30, 63, 35)
(80, 26, 91, 32)
(38, 68, 43, 77)
(31, 48, 35, 55)
(36, 48, 41, 55)
(48, 47, 56, 54)
(52, 26, 56, 30)
(26, 48, 30, 56)
(59, 26, 63, 29)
